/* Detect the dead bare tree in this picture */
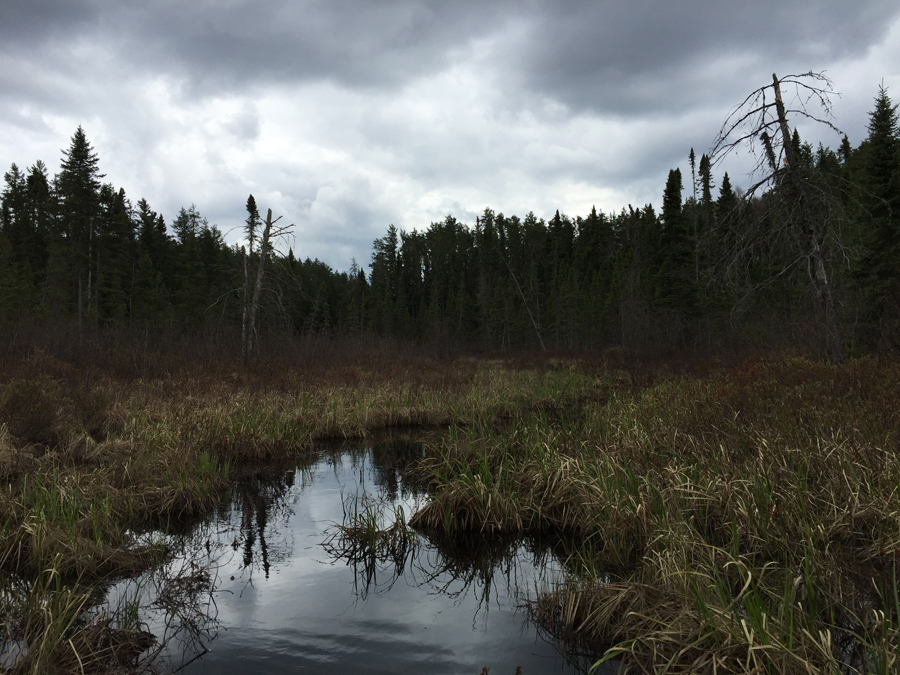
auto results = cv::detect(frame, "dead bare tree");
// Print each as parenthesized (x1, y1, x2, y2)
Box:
(241, 207, 292, 366)
(711, 72, 846, 363)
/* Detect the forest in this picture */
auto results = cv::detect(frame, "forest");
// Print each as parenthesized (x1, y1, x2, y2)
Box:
(4, 75, 900, 675)
(2, 81, 899, 362)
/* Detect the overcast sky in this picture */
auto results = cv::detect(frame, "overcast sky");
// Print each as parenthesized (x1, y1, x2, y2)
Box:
(2, 1, 899, 272)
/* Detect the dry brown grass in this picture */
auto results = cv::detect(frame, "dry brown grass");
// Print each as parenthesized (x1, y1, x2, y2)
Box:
(7, 344, 898, 673)
(413, 354, 900, 674)
(0, 344, 599, 673)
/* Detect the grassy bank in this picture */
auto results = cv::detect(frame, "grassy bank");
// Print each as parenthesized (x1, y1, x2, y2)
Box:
(0, 346, 601, 673)
(410, 355, 900, 674)
(2, 347, 899, 673)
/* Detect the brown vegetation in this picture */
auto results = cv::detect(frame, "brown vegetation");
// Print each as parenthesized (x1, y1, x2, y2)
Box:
(411, 354, 900, 673)
(2, 342, 899, 673)
(0, 341, 602, 673)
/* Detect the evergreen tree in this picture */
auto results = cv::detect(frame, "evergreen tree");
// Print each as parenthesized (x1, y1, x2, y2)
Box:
(864, 85, 899, 207)
(95, 185, 135, 322)
(657, 168, 695, 316)
(172, 206, 208, 324)
(24, 161, 52, 277)
(245, 195, 261, 252)
(0, 236, 36, 322)
(574, 206, 613, 345)
(858, 85, 900, 345)
(56, 126, 102, 328)
(697, 154, 715, 280)
(369, 225, 402, 336)
(172, 205, 202, 245)
(1, 164, 27, 251)
(399, 229, 427, 335)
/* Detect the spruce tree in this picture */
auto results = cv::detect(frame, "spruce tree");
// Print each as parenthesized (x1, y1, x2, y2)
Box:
(860, 85, 900, 344)
(1, 164, 27, 248)
(56, 126, 102, 330)
(24, 161, 52, 277)
(865, 85, 900, 209)
(657, 168, 695, 316)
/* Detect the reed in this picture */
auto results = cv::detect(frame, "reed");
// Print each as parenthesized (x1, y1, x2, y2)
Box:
(0, 347, 599, 672)
(4, 347, 899, 673)
(412, 354, 900, 673)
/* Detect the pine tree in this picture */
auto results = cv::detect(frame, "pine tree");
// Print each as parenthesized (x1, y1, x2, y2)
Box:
(24, 161, 52, 277)
(56, 126, 103, 332)
(369, 225, 401, 336)
(95, 185, 134, 322)
(172, 205, 202, 245)
(0, 229, 37, 322)
(1, 164, 27, 248)
(172, 206, 208, 323)
(865, 85, 899, 209)
(697, 153, 715, 277)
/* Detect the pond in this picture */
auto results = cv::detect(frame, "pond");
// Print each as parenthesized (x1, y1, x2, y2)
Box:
(105, 438, 611, 674)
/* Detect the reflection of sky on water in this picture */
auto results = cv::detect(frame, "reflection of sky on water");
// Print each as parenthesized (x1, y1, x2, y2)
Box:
(109, 444, 607, 674)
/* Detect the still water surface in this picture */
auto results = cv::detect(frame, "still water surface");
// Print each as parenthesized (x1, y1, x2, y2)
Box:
(112, 440, 604, 673)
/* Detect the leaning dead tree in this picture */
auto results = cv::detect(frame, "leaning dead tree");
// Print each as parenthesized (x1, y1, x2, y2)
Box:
(242, 204, 292, 366)
(711, 72, 846, 363)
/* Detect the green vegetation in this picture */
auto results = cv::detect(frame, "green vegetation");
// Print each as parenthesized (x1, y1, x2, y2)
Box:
(411, 354, 900, 673)
(2, 347, 898, 673)
(0, 346, 600, 672)
(2, 80, 899, 359)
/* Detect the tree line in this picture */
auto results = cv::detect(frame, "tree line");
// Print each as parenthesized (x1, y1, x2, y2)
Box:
(1, 82, 898, 360)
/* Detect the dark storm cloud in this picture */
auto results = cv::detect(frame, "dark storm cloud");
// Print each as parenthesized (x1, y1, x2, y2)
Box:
(1, 0, 512, 95)
(6, 0, 895, 108)
(503, 0, 900, 116)
(0, 0, 97, 41)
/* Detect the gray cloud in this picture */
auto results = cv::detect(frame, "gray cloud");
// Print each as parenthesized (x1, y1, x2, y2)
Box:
(502, 1, 900, 116)
(2, 1, 513, 95)
(0, 0, 98, 42)
(1, 1, 899, 272)
(4, 1, 897, 109)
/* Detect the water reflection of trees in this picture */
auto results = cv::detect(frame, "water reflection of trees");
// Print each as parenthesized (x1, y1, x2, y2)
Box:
(331, 438, 429, 502)
(319, 455, 613, 674)
(234, 469, 295, 579)
(123, 438, 604, 672)
(368, 438, 429, 502)
(223, 439, 428, 586)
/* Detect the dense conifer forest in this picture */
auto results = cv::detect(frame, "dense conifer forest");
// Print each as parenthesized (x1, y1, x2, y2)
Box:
(2, 84, 898, 360)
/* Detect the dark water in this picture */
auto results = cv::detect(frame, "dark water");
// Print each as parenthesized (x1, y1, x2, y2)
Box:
(108, 440, 607, 674)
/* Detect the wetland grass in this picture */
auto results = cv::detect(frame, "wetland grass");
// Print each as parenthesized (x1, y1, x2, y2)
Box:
(0, 346, 594, 673)
(3, 346, 899, 673)
(412, 354, 900, 674)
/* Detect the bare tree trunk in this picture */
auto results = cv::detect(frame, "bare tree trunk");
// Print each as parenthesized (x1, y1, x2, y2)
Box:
(772, 74, 796, 169)
(810, 239, 843, 363)
(772, 74, 843, 363)
(242, 209, 286, 366)
(241, 248, 251, 366)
